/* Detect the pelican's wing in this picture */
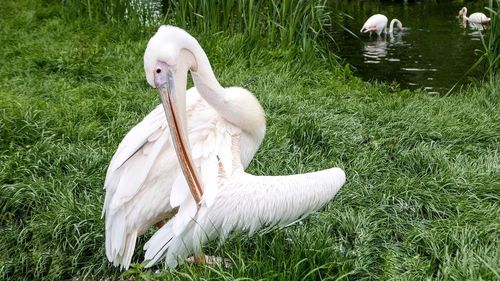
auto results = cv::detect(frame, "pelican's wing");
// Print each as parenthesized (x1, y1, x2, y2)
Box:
(103, 88, 240, 269)
(103, 89, 214, 211)
(144, 166, 346, 268)
(103, 102, 174, 269)
(103, 104, 166, 212)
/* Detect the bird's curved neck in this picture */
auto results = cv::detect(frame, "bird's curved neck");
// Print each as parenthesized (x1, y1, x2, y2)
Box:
(181, 35, 265, 140)
(389, 19, 401, 33)
(180, 38, 227, 112)
(460, 8, 468, 20)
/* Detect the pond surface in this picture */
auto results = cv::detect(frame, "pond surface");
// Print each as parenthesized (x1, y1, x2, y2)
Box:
(330, 1, 490, 93)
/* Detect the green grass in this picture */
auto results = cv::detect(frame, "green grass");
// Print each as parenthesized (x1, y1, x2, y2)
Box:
(1, 0, 499, 280)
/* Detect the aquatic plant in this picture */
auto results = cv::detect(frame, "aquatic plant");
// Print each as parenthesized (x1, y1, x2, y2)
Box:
(453, 0, 500, 92)
(484, 0, 500, 82)
(160, 0, 332, 52)
(58, 0, 335, 53)
(59, 0, 148, 24)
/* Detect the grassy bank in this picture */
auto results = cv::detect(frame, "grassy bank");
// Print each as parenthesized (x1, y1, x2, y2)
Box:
(1, 0, 499, 280)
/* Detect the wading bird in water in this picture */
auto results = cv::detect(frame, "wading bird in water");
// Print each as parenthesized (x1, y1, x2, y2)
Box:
(458, 7, 490, 25)
(103, 25, 346, 269)
(360, 14, 403, 36)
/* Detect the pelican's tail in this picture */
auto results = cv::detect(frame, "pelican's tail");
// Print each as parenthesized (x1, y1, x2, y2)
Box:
(144, 167, 346, 268)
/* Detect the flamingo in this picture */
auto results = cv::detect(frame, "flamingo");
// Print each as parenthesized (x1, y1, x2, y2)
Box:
(103, 25, 346, 269)
(360, 14, 403, 36)
(458, 7, 490, 25)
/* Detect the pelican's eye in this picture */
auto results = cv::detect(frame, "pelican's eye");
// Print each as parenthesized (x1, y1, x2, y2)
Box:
(156, 68, 162, 74)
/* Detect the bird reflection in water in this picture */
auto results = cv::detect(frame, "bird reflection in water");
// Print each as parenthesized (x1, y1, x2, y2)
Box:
(468, 22, 485, 39)
(363, 32, 405, 64)
(459, 20, 487, 39)
(469, 22, 486, 31)
(363, 39, 387, 63)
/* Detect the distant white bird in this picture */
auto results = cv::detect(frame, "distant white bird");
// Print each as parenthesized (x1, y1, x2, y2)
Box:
(458, 7, 490, 25)
(360, 14, 403, 36)
(103, 25, 346, 269)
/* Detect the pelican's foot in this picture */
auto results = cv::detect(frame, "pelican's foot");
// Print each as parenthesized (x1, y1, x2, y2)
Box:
(186, 255, 231, 268)
(155, 208, 178, 229)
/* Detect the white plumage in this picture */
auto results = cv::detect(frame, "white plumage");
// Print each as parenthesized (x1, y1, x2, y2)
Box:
(144, 165, 345, 268)
(458, 7, 490, 25)
(361, 14, 403, 36)
(103, 25, 346, 270)
(103, 88, 264, 269)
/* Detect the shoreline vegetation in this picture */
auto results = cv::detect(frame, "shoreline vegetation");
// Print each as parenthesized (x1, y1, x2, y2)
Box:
(61, 0, 334, 54)
(1, 0, 498, 280)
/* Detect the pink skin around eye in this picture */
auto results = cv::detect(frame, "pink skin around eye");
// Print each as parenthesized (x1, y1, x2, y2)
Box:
(154, 61, 170, 88)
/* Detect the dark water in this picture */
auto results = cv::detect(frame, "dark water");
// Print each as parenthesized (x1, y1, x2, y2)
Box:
(330, 1, 489, 93)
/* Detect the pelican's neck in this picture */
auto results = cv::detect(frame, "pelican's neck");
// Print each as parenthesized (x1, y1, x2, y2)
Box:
(389, 19, 402, 34)
(182, 33, 265, 139)
(180, 37, 227, 111)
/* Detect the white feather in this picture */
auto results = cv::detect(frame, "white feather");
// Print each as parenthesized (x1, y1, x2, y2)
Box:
(144, 221, 175, 266)
(110, 133, 168, 211)
(109, 105, 164, 172)
(172, 195, 197, 235)
(200, 155, 218, 206)
(144, 167, 346, 268)
(170, 172, 189, 208)
(191, 142, 203, 160)
(217, 139, 233, 177)
(122, 231, 137, 269)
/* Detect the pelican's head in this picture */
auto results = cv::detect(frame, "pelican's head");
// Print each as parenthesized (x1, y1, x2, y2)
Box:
(459, 7, 467, 18)
(393, 19, 403, 30)
(143, 26, 205, 205)
(144, 25, 197, 90)
(144, 25, 199, 140)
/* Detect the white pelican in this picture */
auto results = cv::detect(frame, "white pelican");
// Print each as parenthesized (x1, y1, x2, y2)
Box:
(360, 14, 403, 36)
(458, 7, 490, 25)
(103, 25, 346, 269)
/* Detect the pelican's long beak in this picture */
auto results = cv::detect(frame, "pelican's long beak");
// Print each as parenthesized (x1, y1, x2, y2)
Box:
(157, 67, 204, 206)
